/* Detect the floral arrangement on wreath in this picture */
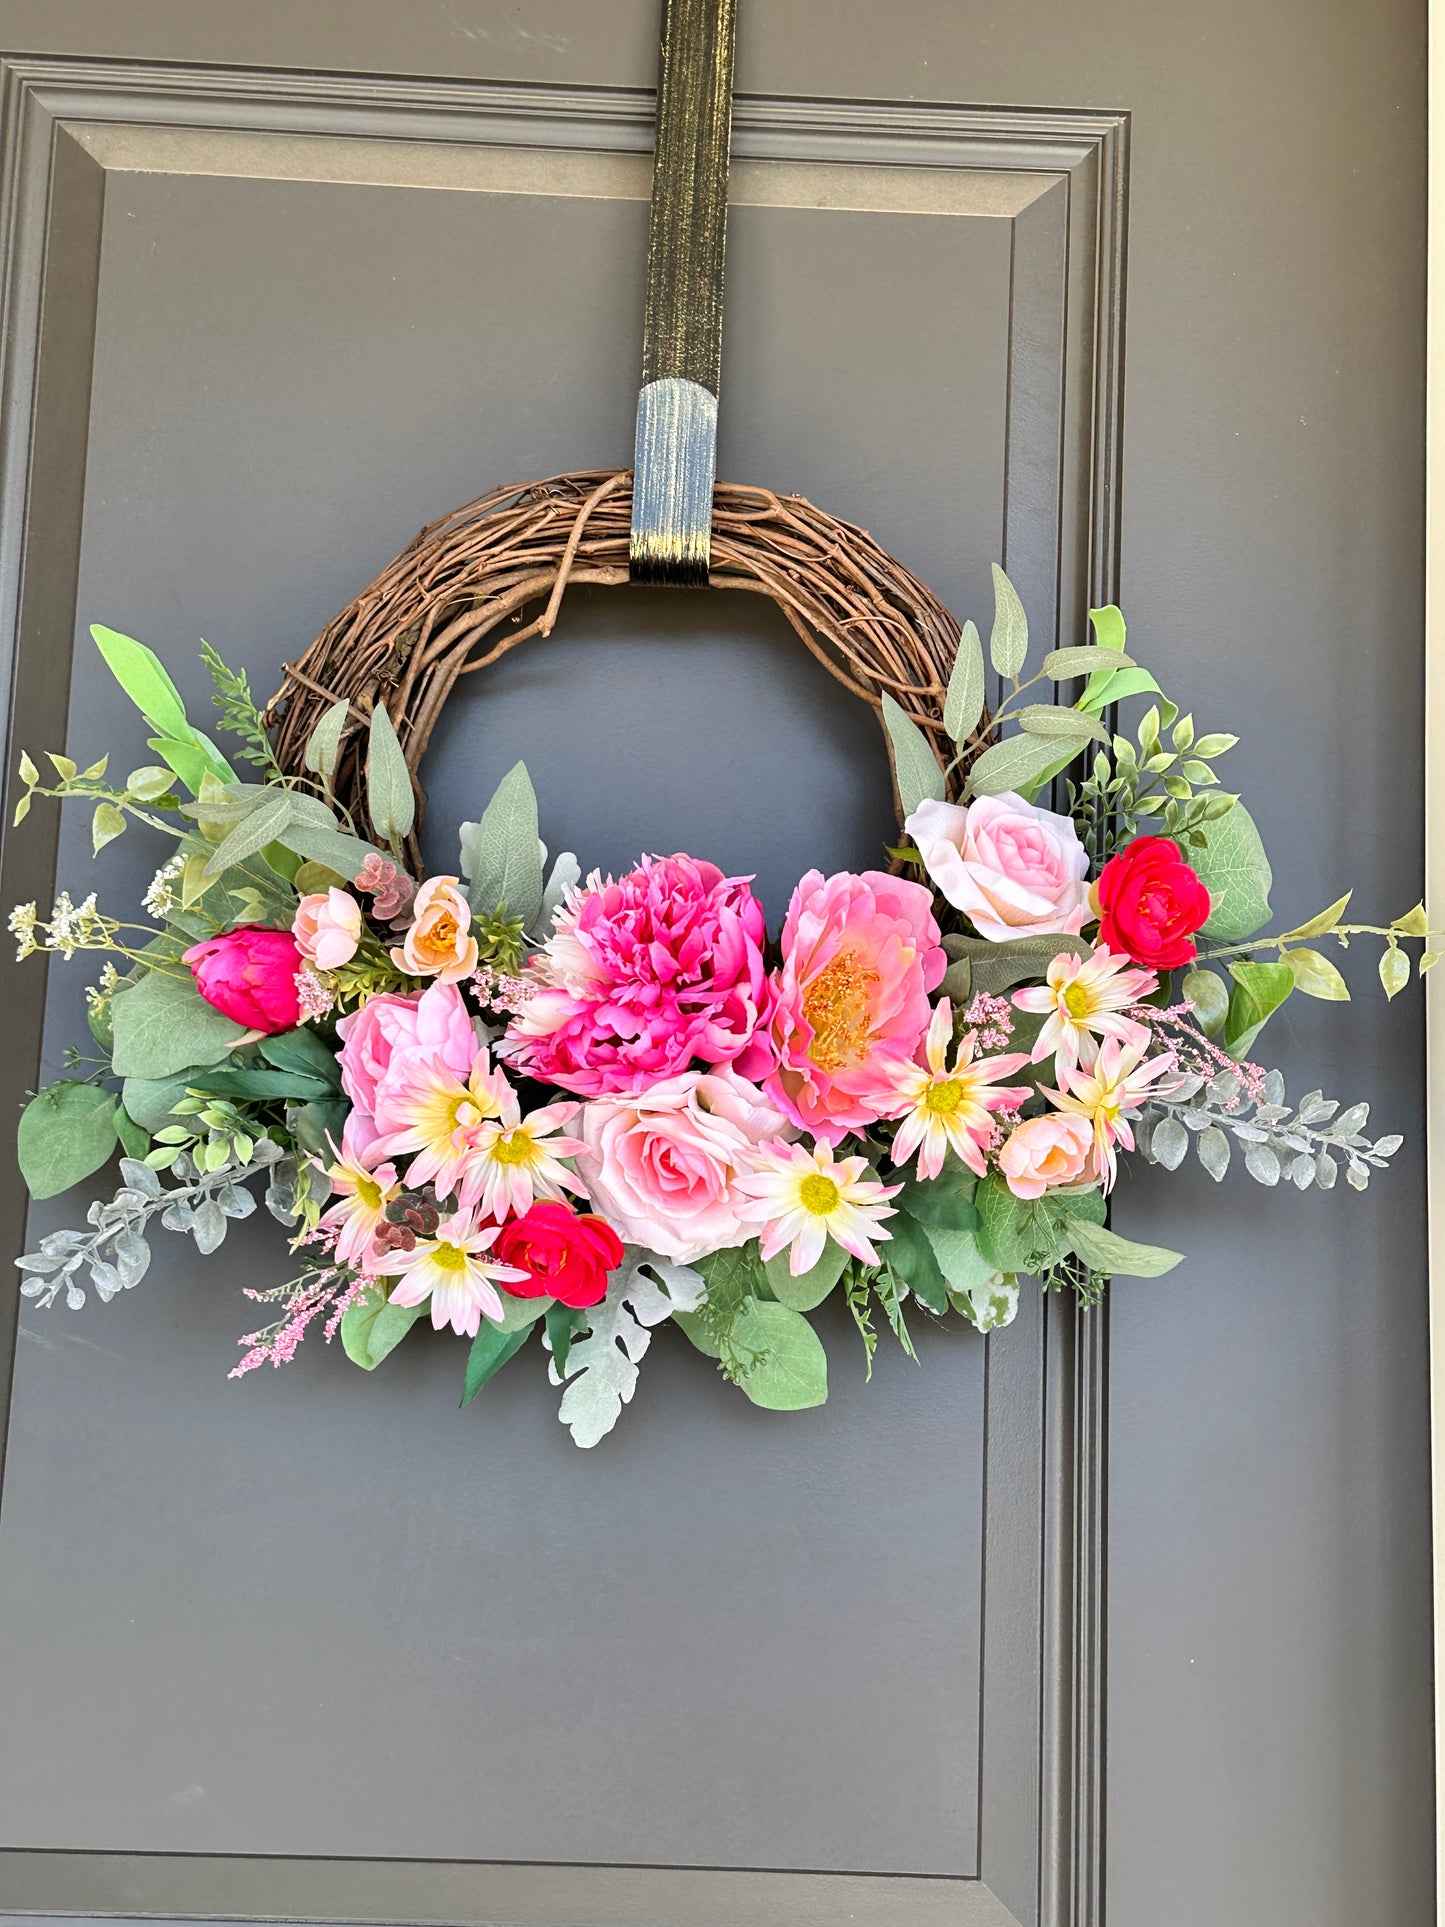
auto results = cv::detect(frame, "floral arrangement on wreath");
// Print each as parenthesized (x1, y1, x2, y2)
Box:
(9, 571, 1435, 1445)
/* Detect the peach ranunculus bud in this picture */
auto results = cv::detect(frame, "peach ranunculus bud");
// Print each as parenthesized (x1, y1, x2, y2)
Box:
(997, 1112, 1095, 1200)
(390, 875, 479, 983)
(292, 888, 363, 971)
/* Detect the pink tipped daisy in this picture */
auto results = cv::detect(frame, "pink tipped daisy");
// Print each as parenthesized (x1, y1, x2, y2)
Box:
(1046, 1031, 1178, 1191)
(374, 1051, 510, 1202)
(370, 1208, 527, 1337)
(1012, 945, 1157, 1073)
(459, 1098, 589, 1221)
(734, 1138, 899, 1276)
(887, 999, 1032, 1181)
(319, 1126, 400, 1272)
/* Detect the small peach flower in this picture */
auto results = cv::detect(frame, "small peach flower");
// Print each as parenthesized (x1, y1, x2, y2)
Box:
(293, 888, 364, 971)
(997, 1113, 1095, 1200)
(390, 875, 479, 982)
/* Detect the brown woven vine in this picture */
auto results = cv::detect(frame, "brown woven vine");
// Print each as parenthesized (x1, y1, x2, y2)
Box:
(265, 470, 977, 853)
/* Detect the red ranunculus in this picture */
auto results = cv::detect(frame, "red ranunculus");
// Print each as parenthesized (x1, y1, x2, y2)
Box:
(1094, 836, 1211, 971)
(182, 924, 303, 1034)
(494, 1202, 625, 1310)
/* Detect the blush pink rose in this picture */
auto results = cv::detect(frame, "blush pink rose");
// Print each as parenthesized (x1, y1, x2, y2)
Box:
(293, 888, 363, 970)
(576, 1068, 795, 1263)
(182, 925, 302, 1035)
(755, 869, 945, 1145)
(997, 1113, 1095, 1199)
(336, 980, 479, 1154)
(504, 854, 773, 1097)
(905, 792, 1090, 942)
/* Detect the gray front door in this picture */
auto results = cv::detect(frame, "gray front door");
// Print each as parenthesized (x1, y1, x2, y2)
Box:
(0, 6, 1430, 1926)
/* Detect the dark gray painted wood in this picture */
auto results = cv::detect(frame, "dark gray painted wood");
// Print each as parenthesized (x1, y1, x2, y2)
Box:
(0, 4, 1428, 1926)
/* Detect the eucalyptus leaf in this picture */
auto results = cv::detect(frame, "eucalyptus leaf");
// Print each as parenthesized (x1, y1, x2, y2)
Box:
(1196, 1125, 1231, 1181)
(965, 729, 1076, 799)
(1192, 800, 1273, 942)
(943, 619, 986, 743)
(942, 932, 1087, 998)
(111, 970, 253, 1080)
(988, 564, 1028, 678)
(763, 1236, 850, 1311)
(1150, 1116, 1189, 1170)
(304, 698, 352, 785)
(1062, 1216, 1183, 1278)
(459, 760, 545, 928)
(17, 1082, 118, 1199)
(880, 694, 946, 817)
(1180, 966, 1230, 1037)
(730, 1300, 829, 1411)
(881, 1209, 949, 1313)
(460, 1320, 532, 1404)
(366, 702, 415, 843)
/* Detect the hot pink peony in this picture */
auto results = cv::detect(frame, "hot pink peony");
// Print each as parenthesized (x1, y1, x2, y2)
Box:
(182, 925, 303, 1035)
(503, 854, 772, 1097)
(757, 869, 945, 1143)
(576, 1068, 794, 1263)
(336, 979, 479, 1154)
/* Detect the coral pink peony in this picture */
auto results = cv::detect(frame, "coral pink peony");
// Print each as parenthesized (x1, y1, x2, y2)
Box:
(997, 1113, 1095, 1200)
(293, 888, 363, 971)
(336, 980, 479, 1154)
(503, 854, 772, 1097)
(905, 792, 1090, 942)
(757, 869, 945, 1144)
(577, 1068, 794, 1263)
(182, 924, 303, 1034)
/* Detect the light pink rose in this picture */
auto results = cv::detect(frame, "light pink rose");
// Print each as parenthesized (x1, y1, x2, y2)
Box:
(905, 792, 1090, 942)
(336, 980, 479, 1154)
(389, 875, 479, 982)
(997, 1112, 1095, 1199)
(755, 868, 945, 1145)
(576, 1068, 795, 1263)
(293, 888, 364, 971)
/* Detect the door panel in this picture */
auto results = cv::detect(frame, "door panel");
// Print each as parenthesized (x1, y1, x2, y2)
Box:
(0, 5, 1428, 1926)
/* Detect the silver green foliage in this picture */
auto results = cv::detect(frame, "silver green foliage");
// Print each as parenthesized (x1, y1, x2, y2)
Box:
(1138, 1067, 1400, 1193)
(14, 1142, 283, 1310)
(548, 1249, 705, 1448)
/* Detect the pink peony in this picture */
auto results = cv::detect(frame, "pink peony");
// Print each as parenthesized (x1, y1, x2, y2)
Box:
(757, 869, 945, 1144)
(997, 1113, 1095, 1200)
(905, 792, 1090, 942)
(292, 888, 363, 970)
(336, 979, 479, 1154)
(576, 1068, 794, 1263)
(182, 924, 303, 1035)
(503, 854, 772, 1097)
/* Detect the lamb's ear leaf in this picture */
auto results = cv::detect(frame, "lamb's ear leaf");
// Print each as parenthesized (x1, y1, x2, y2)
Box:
(366, 703, 415, 844)
(459, 761, 544, 928)
(304, 699, 353, 786)
(943, 619, 986, 744)
(880, 695, 946, 819)
(988, 565, 1029, 678)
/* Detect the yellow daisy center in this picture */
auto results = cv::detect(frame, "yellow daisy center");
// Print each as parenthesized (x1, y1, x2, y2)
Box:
(924, 1077, 967, 1116)
(799, 1172, 841, 1216)
(490, 1128, 536, 1167)
(1062, 981, 1093, 1020)
(804, 950, 879, 1072)
(430, 1241, 469, 1273)
(355, 1173, 384, 1210)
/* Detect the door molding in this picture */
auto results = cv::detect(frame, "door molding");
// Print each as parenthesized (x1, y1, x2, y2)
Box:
(1427, 7, 1444, 1924)
(0, 55, 1128, 1927)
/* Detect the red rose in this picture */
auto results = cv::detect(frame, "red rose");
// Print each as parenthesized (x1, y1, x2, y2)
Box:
(182, 924, 303, 1033)
(494, 1202, 625, 1310)
(1094, 836, 1211, 970)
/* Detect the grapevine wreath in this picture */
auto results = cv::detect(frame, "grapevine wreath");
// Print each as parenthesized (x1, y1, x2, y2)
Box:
(8, 471, 1434, 1445)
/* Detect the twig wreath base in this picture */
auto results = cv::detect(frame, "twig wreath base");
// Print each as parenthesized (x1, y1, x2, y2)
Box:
(264, 471, 972, 838)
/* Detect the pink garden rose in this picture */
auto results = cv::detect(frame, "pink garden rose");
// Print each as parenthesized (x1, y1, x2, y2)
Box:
(905, 792, 1090, 942)
(997, 1112, 1095, 1199)
(757, 868, 945, 1144)
(293, 888, 363, 970)
(336, 979, 479, 1154)
(504, 854, 772, 1097)
(576, 1068, 794, 1263)
(182, 925, 303, 1035)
